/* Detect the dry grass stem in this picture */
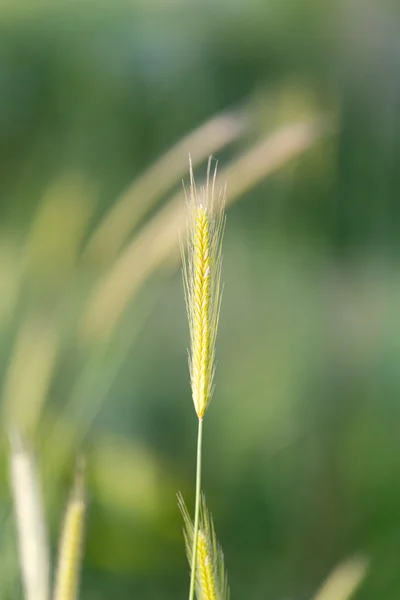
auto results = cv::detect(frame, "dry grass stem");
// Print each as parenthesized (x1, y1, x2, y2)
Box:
(9, 431, 50, 600)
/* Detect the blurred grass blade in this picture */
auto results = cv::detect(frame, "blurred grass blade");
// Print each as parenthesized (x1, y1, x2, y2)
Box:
(43, 274, 169, 465)
(84, 108, 246, 263)
(9, 431, 50, 600)
(24, 173, 95, 279)
(0, 235, 22, 329)
(0, 510, 21, 598)
(82, 116, 331, 341)
(312, 556, 368, 600)
(53, 459, 86, 600)
(213, 117, 331, 202)
(2, 317, 58, 436)
(178, 493, 229, 600)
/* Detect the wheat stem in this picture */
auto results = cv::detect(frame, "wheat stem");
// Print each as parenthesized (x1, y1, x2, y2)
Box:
(189, 417, 203, 600)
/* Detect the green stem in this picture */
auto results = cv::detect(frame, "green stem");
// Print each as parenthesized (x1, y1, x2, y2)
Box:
(189, 417, 203, 600)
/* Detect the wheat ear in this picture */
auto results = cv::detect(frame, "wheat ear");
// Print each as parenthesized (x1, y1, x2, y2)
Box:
(53, 459, 86, 600)
(181, 156, 225, 600)
(178, 493, 229, 600)
(182, 157, 225, 420)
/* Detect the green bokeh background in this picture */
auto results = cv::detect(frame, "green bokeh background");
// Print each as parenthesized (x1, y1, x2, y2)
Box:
(1, 1, 400, 598)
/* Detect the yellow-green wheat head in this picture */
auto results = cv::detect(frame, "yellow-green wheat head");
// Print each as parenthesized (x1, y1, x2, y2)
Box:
(182, 157, 225, 420)
(178, 493, 229, 600)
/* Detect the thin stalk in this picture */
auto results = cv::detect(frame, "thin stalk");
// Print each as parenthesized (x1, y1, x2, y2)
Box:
(189, 417, 203, 600)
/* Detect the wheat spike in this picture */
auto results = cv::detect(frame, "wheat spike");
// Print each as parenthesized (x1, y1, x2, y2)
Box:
(182, 157, 225, 419)
(178, 493, 229, 600)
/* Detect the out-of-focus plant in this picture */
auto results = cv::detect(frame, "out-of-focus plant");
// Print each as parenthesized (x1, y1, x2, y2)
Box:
(9, 436, 86, 600)
(9, 433, 49, 600)
(312, 556, 368, 600)
(52, 459, 86, 600)
(1, 90, 331, 597)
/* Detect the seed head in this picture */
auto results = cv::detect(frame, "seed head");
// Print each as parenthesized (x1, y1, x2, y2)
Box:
(182, 157, 225, 420)
(178, 493, 230, 600)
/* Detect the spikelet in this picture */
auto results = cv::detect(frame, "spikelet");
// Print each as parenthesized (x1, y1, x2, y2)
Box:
(53, 459, 86, 600)
(178, 493, 230, 600)
(182, 157, 225, 419)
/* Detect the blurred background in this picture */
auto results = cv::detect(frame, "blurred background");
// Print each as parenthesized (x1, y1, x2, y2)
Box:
(1, 0, 400, 598)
